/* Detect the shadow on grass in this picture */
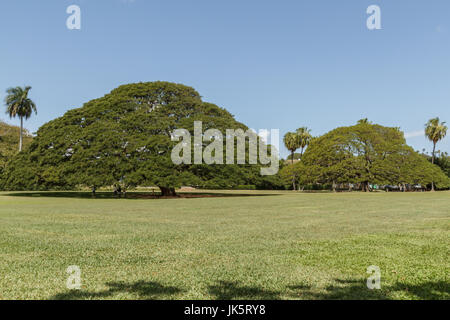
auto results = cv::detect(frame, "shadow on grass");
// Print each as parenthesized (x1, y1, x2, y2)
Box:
(288, 279, 388, 300)
(51, 280, 183, 300)
(51, 278, 449, 300)
(386, 280, 449, 300)
(208, 281, 283, 299)
(288, 279, 450, 300)
(3, 191, 281, 200)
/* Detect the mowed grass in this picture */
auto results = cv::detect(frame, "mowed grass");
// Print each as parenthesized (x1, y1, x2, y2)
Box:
(0, 191, 448, 300)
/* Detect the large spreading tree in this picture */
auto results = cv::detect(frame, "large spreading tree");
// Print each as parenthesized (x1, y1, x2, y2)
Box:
(2, 82, 282, 194)
(281, 121, 449, 191)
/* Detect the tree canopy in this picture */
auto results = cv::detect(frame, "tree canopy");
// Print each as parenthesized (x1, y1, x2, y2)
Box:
(1, 82, 282, 194)
(425, 152, 450, 178)
(281, 121, 450, 191)
(0, 121, 32, 179)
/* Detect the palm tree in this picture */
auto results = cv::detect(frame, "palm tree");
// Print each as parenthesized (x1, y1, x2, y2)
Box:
(4, 86, 37, 151)
(296, 127, 312, 158)
(283, 132, 300, 165)
(284, 132, 301, 190)
(425, 117, 447, 191)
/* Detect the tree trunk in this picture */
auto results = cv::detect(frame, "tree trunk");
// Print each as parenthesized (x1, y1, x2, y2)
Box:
(291, 151, 296, 191)
(431, 142, 436, 164)
(362, 181, 370, 192)
(431, 142, 436, 191)
(19, 116, 23, 152)
(159, 186, 176, 197)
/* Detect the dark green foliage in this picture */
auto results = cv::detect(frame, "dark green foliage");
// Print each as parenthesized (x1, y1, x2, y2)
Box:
(281, 122, 450, 191)
(0, 121, 33, 188)
(425, 152, 450, 178)
(2, 82, 277, 192)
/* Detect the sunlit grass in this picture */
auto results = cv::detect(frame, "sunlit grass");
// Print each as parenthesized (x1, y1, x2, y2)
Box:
(0, 191, 448, 300)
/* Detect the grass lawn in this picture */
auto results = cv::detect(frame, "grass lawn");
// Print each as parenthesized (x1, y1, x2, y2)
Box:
(0, 190, 448, 300)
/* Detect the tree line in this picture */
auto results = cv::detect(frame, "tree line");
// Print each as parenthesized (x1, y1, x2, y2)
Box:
(1, 84, 449, 194)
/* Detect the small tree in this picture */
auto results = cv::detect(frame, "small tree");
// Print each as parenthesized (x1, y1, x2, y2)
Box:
(425, 117, 447, 191)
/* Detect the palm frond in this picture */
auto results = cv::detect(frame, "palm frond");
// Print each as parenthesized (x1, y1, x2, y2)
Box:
(4, 86, 37, 119)
(425, 117, 447, 143)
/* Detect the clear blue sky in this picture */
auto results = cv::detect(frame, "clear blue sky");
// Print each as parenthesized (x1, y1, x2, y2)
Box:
(1, 0, 449, 157)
